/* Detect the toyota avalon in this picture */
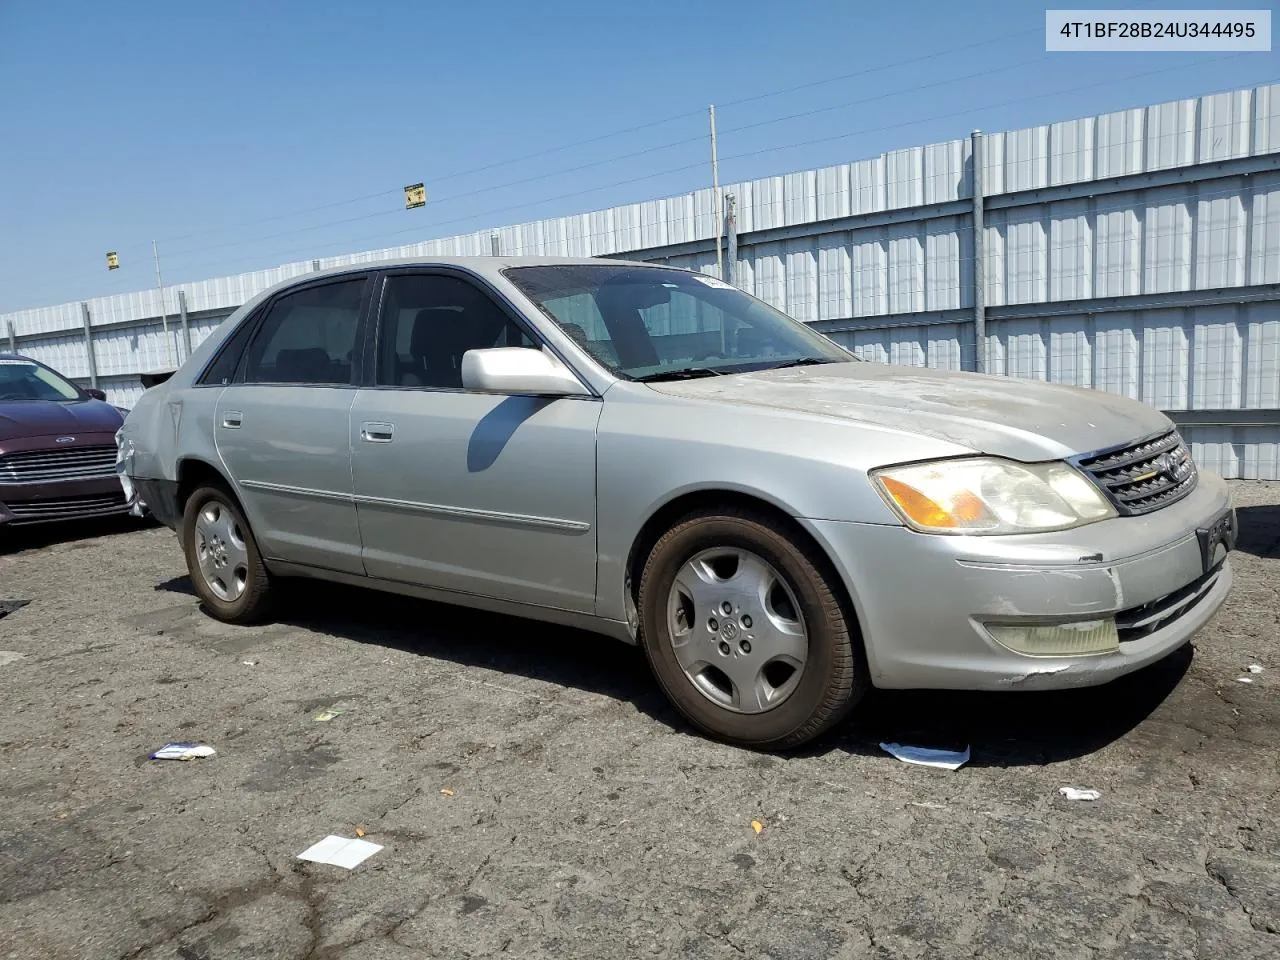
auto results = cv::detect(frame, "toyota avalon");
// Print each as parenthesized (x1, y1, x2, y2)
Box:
(117, 258, 1234, 749)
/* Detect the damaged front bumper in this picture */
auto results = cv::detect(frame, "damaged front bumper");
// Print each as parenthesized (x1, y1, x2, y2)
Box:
(802, 471, 1234, 691)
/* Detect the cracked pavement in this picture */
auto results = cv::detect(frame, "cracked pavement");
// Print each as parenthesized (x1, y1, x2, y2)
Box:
(1, 481, 1277, 959)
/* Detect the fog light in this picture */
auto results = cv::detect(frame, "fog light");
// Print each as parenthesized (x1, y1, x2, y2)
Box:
(985, 619, 1120, 657)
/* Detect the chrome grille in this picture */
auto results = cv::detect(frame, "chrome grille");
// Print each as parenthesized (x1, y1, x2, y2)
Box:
(0, 445, 118, 484)
(1075, 430, 1197, 516)
(3, 492, 128, 524)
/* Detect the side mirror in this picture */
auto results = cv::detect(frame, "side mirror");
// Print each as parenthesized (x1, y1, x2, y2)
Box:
(84, 388, 107, 401)
(460, 347, 587, 397)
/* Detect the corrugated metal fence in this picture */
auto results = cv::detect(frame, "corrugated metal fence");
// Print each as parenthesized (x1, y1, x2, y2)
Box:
(4, 83, 1278, 478)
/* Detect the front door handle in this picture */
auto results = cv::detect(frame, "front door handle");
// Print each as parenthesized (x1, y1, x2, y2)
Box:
(360, 421, 395, 443)
(221, 411, 243, 429)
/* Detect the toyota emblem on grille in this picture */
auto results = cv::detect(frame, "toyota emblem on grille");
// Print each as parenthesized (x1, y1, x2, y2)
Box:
(55, 436, 76, 444)
(1157, 448, 1191, 481)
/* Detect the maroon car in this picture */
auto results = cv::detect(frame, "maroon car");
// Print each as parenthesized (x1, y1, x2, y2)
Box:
(0, 354, 135, 527)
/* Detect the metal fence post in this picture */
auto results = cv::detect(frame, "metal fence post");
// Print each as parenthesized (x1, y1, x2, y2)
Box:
(971, 129, 986, 374)
(4, 319, 15, 355)
(80, 302, 99, 389)
(177, 289, 193, 359)
(725, 193, 738, 287)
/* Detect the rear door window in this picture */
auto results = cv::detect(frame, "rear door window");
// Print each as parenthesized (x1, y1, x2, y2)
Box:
(241, 278, 368, 385)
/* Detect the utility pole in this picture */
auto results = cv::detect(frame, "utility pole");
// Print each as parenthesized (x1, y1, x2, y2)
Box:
(709, 104, 723, 280)
(177, 289, 193, 358)
(152, 240, 176, 369)
(970, 130, 987, 374)
(80, 302, 99, 389)
(725, 193, 738, 287)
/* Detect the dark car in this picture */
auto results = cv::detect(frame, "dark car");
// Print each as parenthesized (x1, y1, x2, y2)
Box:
(0, 354, 134, 527)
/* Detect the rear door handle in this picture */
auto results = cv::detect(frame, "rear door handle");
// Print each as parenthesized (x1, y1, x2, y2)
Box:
(360, 421, 394, 443)
(221, 411, 243, 429)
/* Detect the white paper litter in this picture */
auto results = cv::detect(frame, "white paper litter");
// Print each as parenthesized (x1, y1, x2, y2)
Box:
(1246, 664, 1264, 674)
(1058, 787, 1101, 801)
(151, 743, 216, 761)
(296, 835, 383, 869)
(1236, 677, 1255, 684)
(879, 742, 971, 771)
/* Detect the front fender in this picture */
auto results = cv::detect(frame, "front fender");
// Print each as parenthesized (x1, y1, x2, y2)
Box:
(593, 384, 960, 623)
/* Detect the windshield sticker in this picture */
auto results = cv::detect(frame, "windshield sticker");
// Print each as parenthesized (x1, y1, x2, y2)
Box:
(690, 274, 736, 291)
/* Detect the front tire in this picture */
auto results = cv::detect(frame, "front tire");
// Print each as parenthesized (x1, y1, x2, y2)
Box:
(638, 508, 866, 750)
(182, 485, 272, 623)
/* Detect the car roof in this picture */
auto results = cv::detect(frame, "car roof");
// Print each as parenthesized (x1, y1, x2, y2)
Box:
(292, 255, 676, 285)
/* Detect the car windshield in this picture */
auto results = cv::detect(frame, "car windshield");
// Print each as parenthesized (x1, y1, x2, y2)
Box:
(0, 359, 82, 401)
(504, 264, 855, 381)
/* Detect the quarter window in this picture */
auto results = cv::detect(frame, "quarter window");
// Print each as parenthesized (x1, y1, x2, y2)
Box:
(241, 279, 366, 385)
(198, 308, 263, 386)
(376, 274, 535, 388)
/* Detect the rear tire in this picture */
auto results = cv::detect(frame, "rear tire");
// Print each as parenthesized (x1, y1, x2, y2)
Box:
(182, 484, 272, 624)
(638, 508, 866, 750)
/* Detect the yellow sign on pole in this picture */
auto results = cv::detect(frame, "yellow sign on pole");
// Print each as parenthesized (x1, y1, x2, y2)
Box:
(404, 183, 426, 210)
(106, 251, 120, 270)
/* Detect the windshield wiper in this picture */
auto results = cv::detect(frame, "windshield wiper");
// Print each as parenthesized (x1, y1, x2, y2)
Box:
(633, 367, 727, 383)
(762, 357, 839, 370)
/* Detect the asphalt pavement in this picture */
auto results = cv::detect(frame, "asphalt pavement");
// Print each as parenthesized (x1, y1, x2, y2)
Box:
(1, 481, 1277, 960)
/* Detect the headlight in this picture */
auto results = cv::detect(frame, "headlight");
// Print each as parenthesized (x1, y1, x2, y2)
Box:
(872, 457, 1116, 534)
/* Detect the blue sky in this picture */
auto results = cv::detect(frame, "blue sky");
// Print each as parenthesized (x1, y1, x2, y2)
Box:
(1, 0, 1275, 311)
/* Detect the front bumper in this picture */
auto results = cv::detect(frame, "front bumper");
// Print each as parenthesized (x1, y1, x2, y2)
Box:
(0, 475, 135, 526)
(1, 431, 135, 527)
(803, 471, 1234, 691)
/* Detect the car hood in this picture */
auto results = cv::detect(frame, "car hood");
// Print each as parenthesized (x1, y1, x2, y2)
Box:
(646, 363, 1172, 461)
(0, 399, 124, 443)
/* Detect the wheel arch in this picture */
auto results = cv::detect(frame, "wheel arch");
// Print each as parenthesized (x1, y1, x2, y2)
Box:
(177, 457, 238, 514)
(623, 487, 869, 649)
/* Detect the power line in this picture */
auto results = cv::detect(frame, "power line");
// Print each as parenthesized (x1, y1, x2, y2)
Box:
(247, 63, 1268, 272)
(154, 112, 707, 246)
(714, 0, 1183, 111)
(167, 157, 714, 278)
(719, 27, 1042, 109)
(26, 99, 1274, 309)
(157, 54, 1107, 264)
(165, 176, 1269, 290)
(716, 54, 1257, 169)
(12, 63, 1272, 310)
(10, 188, 1272, 317)
(720, 58, 1044, 138)
(161, 129, 711, 261)
(148, 29, 1086, 250)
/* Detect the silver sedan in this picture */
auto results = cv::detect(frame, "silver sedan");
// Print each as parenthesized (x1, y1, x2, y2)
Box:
(119, 257, 1235, 749)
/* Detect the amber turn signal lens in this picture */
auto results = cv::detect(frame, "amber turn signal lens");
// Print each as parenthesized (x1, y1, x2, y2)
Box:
(879, 476, 955, 528)
(879, 475, 989, 529)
